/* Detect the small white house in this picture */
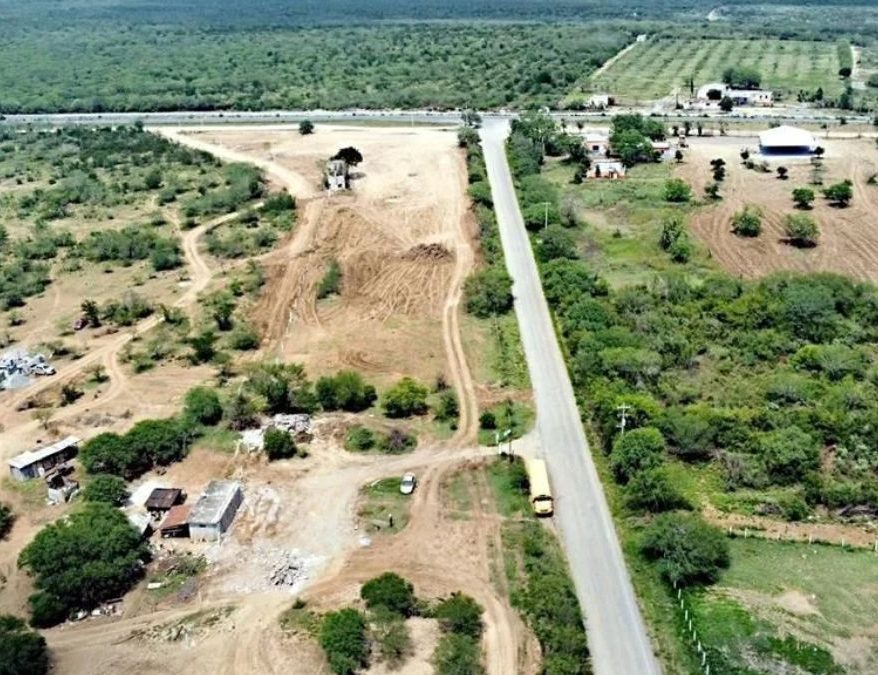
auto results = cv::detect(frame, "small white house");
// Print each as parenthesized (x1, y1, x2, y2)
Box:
(586, 94, 613, 109)
(325, 160, 348, 192)
(651, 140, 675, 161)
(758, 125, 817, 155)
(584, 133, 609, 157)
(695, 83, 773, 107)
(188, 480, 244, 541)
(588, 159, 626, 179)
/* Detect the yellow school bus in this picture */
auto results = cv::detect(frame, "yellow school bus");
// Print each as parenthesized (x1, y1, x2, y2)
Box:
(525, 458, 554, 517)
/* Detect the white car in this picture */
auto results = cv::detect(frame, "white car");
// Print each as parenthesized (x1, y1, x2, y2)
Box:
(400, 473, 417, 495)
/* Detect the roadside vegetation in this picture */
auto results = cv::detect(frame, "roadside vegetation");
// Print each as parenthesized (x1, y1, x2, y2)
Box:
(507, 112, 871, 672)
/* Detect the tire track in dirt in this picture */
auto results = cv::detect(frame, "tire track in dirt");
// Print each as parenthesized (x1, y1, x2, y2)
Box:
(0, 208, 252, 438)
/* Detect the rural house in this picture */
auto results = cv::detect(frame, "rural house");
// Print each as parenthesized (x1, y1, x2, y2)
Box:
(188, 480, 244, 541)
(8, 436, 80, 481)
(695, 82, 773, 108)
(588, 159, 626, 179)
(325, 159, 349, 191)
(584, 133, 609, 157)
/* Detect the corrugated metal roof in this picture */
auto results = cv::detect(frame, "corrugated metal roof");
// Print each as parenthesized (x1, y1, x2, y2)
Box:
(8, 436, 80, 470)
(189, 480, 241, 525)
(159, 504, 191, 531)
(759, 125, 816, 149)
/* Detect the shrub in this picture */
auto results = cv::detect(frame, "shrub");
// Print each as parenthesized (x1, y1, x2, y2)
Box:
(731, 206, 762, 237)
(316, 371, 377, 412)
(184, 387, 223, 425)
(228, 323, 260, 350)
(659, 216, 684, 250)
(317, 259, 342, 299)
(382, 378, 429, 418)
(433, 390, 459, 423)
(0, 614, 49, 675)
(319, 608, 368, 675)
(433, 633, 485, 675)
(626, 468, 690, 513)
(783, 213, 819, 247)
(81, 474, 129, 506)
(360, 572, 416, 617)
(377, 428, 418, 454)
(479, 411, 497, 430)
(463, 267, 513, 318)
(370, 610, 412, 668)
(823, 180, 853, 207)
(641, 512, 730, 586)
(18, 503, 148, 626)
(757, 426, 819, 485)
(610, 428, 665, 483)
(299, 120, 315, 135)
(668, 233, 692, 263)
(434, 593, 483, 638)
(0, 502, 13, 539)
(344, 425, 376, 452)
(792, 187, 815, 209)
(263, 427, 297, 460)
(663, 178, 692, 203)
(536, 225, 578, 262)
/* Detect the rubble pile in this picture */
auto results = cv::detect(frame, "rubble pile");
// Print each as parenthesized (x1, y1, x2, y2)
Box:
(238, 414, 313, 452)
(0, 349, 56, 390)
(269, 553, 305, 587)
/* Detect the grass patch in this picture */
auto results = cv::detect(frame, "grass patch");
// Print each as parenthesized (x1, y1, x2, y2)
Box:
(2, 477, 47, 510)
(477, 400, 534, 447)
(483, 314, 530, 390)
(192, 426, 240, 454)
(280, 599, 321, 636)
(442, 470, 474, 519)
(358, 478, 412, 535)
(485, 457, 532, 518)
(145, 555, 207, 601)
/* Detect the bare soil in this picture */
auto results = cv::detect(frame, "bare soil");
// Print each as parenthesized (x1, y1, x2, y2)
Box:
(678, 136, 878, 281)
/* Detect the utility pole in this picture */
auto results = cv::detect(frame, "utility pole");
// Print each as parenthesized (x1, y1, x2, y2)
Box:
(543, 201, 550, 230)
(616, 403, 631, 436)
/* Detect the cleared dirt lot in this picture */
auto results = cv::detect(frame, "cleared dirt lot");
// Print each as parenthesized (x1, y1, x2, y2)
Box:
(678, 135, 878, 282)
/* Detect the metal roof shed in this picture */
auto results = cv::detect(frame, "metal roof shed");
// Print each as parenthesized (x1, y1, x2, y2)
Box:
(8, 436, 80, 481)
(759, 126, 817, 155)
(188, 481, 243, 541)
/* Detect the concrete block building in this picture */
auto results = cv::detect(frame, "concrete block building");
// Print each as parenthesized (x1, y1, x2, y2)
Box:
(188, 480, 244, 541)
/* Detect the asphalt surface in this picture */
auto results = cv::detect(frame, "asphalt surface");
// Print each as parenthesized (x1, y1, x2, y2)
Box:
(479, 118, 661, 675)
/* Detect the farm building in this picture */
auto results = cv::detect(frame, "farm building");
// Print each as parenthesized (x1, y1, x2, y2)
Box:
(651, 140, 676, 161)
(695, 83, 773, 107)
(759, 125, 817, 155)
(586, 94, 614, 109)
(325, 159, 349, 192)
(159, 504, 191, 538)
(584, 133, 609, 157)
(188, 480, 244, 541)
(8, 436, 80, 481)
(588, 159, 626, 179)
(145, 487, 185, 515)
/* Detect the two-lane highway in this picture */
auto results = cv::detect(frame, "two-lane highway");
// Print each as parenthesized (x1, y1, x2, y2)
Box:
(479, 118, 661, 675)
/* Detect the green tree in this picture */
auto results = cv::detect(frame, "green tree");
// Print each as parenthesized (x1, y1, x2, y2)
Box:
(433, 633, 485, 675)
(299, 120, 315, 135)
(0, 614, 49, 675)
(610, 427, 666, 484)
(382, 377, 429, 418)
(731, 206, 762, 237)
(144, 168, 162, 190)
(434, 593, 484, 638)
(776, 166, 789, 180)
(189, 329, 218, 363)
(263, 427, 297, 460)
(613, 129, 655, 167)
(433, 390, 460, 423)
(663, 178, 692, 203)
(81, 299, 101, 327)
(536, 225, 578, 262)
(641, 512, 730, 586)
(722, 66, 761, 89)
(246, 361, 314, 414)
(317, 260, 342, 299)
(370, 610, 412, 668)
(360, 572, 416, 617)
(319, 609, 368, 675)
(79, 432, 149, 479)
(758, 426, 819, 485)
(18, 503, 148, 627)
(719, 96, 733, 113)
(315, 371, 377, 412)
(207, 291, 236, 331)
(792, 187, 815, 209)
(784, 213, 819, 247)
(823, 180, 853, 206)
(81, 474, 129, 506)
(184, 386, 223, 425)
(626, 469, 690, 513)
(332, 147, 363, 166)
(463, 267, 513, 318)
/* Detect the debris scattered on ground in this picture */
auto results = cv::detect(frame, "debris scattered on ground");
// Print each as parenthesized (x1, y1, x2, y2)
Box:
(238, 414, 313, 452)
(0, 349, 56, 390)
(218, 543, 317, 594)
(403, 242, 453, 262)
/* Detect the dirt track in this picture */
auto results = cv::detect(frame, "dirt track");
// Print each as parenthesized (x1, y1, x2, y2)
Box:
(26, 125, 531, 673)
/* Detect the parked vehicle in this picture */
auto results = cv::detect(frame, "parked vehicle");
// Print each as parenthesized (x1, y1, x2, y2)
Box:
(525, 458, 554, 516)
(400, 473, 417, 495)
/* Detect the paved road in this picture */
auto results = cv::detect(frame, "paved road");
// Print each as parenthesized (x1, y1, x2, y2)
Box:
(479, 118, 661, 675)
(1, 107, 870, 128)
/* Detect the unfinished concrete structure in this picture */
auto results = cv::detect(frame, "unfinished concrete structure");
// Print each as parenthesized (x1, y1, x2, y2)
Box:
(325, 159, 349, 191)
(188, 480, 244, 541)
(8, 436, 80, 481)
